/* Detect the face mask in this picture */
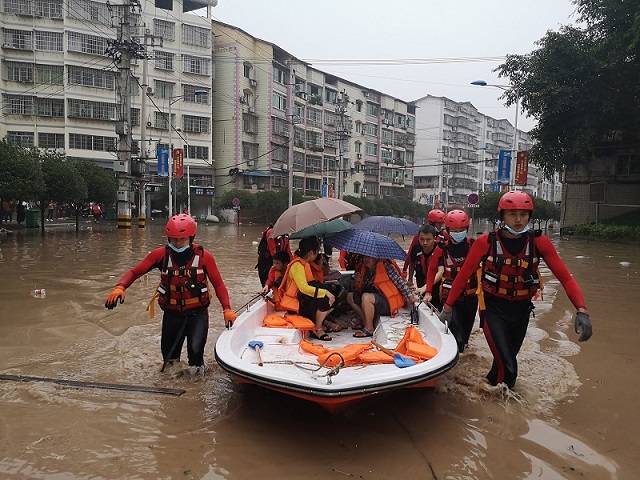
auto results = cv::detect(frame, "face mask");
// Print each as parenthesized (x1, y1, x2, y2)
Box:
(502, 223, 531, 237)
(450, 230, 467, 243)
(168, 242, 190, 253)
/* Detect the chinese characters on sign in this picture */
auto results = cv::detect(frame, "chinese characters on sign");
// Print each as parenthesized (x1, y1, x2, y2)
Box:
(157, 147, 168, 177)
(498, 149, 512, 185)
(173, 148, 184, 178)
(515, 151, 529, 186)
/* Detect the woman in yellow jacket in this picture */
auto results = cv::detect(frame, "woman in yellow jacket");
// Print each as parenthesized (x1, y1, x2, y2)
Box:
(278, 237, 336, 341)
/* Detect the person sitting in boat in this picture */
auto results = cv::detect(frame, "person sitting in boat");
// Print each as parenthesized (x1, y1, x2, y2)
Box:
(104, 214, 236, 374)
(261, 250, 290, 307)
(439, 191, 592, 388)
(278, 237, 336, 341)
(347, 256, 417, 338)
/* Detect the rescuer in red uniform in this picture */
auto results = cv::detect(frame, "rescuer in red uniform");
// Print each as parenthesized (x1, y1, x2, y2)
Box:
(403, 208, 448, 275)
(439, 192, 592, 388)
(104, 214, 236, 374)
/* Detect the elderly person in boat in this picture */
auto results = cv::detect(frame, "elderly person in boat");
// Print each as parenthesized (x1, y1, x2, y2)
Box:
(278, 237, 336, 341)
(347, 256, 417, 338)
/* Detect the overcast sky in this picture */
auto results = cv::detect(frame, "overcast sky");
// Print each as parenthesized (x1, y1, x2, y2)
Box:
(211, 0, 578, 132)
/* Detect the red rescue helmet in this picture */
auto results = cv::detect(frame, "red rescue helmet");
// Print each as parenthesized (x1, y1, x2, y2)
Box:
(426, 209, 446, 224)
(444, 209, 470, 230)
(498, 191, 534, 213)
(165, 213, 197, 238)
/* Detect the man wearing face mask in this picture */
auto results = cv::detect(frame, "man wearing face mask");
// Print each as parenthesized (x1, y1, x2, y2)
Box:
(104, 214, 236, 374)
(425, 210, 478, 353)
(439, 192, 592, 388)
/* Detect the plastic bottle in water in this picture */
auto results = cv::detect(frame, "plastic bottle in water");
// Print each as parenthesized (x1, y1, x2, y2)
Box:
(32, 288, 46, 298)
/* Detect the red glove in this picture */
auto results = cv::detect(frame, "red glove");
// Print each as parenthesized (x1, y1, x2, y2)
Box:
(223, 309, 237, 328)
(105, 286, 125, 309)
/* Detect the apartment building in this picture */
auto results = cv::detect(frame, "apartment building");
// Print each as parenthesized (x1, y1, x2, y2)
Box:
(0, 0, 215, 215)
(212, 20, 416, 199)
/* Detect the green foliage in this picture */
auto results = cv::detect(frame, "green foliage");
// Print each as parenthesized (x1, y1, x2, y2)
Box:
(574, 223, 640, 241)
(477, 191, 559, 221)
(342, 195, 428, 220)
(216, 189, 258, 210)
(70, 159, 117, 205)
(496, 0, 640, 175)
(215, 189, 305, 223)
(0, 141, 45, 201)
(41, 151, 87, 205)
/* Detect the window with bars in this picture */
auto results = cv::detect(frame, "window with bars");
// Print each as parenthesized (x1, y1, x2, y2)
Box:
(324, 111, 339, 127)
(7, 131, 35, 146)
(67, 0, 120, 25)
(130, 108, 139, 126)
(306, 130, 322, 150)
(183, 84, 209, 104)
(273, 65, 288, 84)
(2, 94, 34, 115)
(67, 65, 114, 88)
(67, 31, 107, 55)
(272, 92, 287, 112)
(154, 50, 174, 71)
(293, 175, 304, 189)
(36, 97, 64, 117)
(272, 116, 288, 137)
(182, 55, 210, 75)
(38, 132, 65, 149)
(306, 107, 322, 128)
(293, 151, 304, 171)
(3, 61, 35, 82)
(69, 133, 116, 151)
(242, 142, 258, 160)
(184, 145, 208, 160)
(271, 144, 287, 163)
(35, 30, 63, 51)
(182, 24, 209, 48)
(4, 0, 63, 18)
(154, 80, 174, 99)
(366, 142, 378, 156)
(67, 99, 116, 120)
(305, 155, 321, 174)
(35, 64, 63, 84)
(366, 102, 379, 117)
(305, 177, 321, 192)
(3, 28, 33, 49)
(153, 111, 175, 130)
(183, 115, 209, 134)
(153, 19, 175, 42)
(243, 113, 257, 134)
(364, 123, 378, 136)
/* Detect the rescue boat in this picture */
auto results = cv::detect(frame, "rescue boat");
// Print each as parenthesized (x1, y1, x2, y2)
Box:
(214, 297, 459, 412)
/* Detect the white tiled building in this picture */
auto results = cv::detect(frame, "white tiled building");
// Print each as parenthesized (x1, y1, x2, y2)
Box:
(0, 0, 215, 215)
(212, 20, 416, 199)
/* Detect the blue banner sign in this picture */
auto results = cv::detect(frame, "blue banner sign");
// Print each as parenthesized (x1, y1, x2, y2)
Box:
(157, 147, 169, 177)
(498, 149, 512, 185)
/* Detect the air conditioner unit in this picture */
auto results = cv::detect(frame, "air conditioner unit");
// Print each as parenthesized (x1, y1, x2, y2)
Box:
(249, 79, 257, 87)
(281, 163, 288, 170)
(248, 106, 255, 113)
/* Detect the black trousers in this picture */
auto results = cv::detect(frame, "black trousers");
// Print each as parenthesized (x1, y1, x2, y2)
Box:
(450, 295, 479, 353)
(481, 295, 533, 388)
(256, 257, 272, 287)
(161, 308, 209, 367)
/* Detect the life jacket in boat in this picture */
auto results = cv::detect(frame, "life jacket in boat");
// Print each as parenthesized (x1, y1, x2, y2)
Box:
(277, 257, 316, 313)
(481, 230, 541, 301)
(356, 260, 405, 315)
(156, 244, 210, 313)
(439, 238, 477, 303)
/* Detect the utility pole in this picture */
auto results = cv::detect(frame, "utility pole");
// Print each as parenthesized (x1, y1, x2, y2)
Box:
(107, 0, 143, 229)
(335, 90, 349, 199)
(287, 64, 294, 207)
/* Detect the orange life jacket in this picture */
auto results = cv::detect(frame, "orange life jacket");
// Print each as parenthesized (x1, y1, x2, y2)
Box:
(440, 238, 477, 302)
(481, 231, 540, 301)
(277, 256, 316, 313)
(356, 260, 405, 315)
(156, 244, 210, 313)
(309, 260, 325, 283)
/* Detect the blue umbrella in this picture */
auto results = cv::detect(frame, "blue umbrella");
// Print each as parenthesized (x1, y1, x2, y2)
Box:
(290, 218, 353, 239)
(354, 216, 419, 236)
(325, 229, 407, 261)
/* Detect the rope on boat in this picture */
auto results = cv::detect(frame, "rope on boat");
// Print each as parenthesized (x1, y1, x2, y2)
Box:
(261, 352, 346, 385)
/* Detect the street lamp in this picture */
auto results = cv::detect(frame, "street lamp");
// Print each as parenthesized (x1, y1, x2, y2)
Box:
(164, 90, 208, 217)
(471, 80, 519, 188)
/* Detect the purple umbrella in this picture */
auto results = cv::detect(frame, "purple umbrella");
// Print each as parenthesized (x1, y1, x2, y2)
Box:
(325, 229, 407, 261)
(354, 216, 419, 236)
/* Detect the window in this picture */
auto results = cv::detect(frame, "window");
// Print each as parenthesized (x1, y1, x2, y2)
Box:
(154, 80, 174, 99)
(2, 95, 34, 115)
(3, 29, 33, 50)
(185, 145, 208, 160)
(153, 19, 175, 42)
(306, 107, 322, 128)
(183, 84, 209, 104)
(35, 64, 63, 84)
(355, 141, 362, 154)
(243, 113, 257, 133)
(272, 116, 288, 137)
(293, 175, 304, 189)
(242, 142, 258, 161)
(7, 131, 34, 147)
(153, 111, 175, 129)
(272, 64, 288, 84)
(36, 97, 64, 117)
(382, 129, 393, 144)
(130, 108, 139, 126)
(183, 115, 209, 134)
(305, 177, 321, 192)
(38, 132, 64, 149)
(4, 0, 63, 18)
(355, 121, 361, 134)
(366, 102, 379, 117)
(293, 151, 304, 171)
(4, 61, 33, 82)
(272, 143, 287, 163)
(67, 99, 116, 120)
(324, 111, 339, 127)
(325, 89, 337, 104)
(354, 182, 361, 194)
(182, 54, 210, 75)
(364, 123, 378, 136)
(381, 147, 392, 163)
(294, 103, 304, 122)
(272, 92, 287, 111)
(182, 24, 209, 48)
(395, 114, 406, 128)
(306, 130, 322, 149)
(69, 133, 116, 151)
(67, 31, 107, 55)
(154, 50, 174, 71)
(305, 155, 321, 174)
(407, 116, 415, 129)
(366, 142, 377, 156)
(356, 100, 362, 112)
(68, 65, 114, 88)
(67, 0, 116, 25)
(243, 62, 253, 79)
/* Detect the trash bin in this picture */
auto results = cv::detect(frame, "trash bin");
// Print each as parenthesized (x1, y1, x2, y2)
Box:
(26, 209, 40, 228)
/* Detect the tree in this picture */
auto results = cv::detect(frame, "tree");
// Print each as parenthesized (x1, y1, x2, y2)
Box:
(0, 141, 45, 202)
(41, 152, 87, 233)
(496, 0, 640, 176)
(70, 159, 118, 205)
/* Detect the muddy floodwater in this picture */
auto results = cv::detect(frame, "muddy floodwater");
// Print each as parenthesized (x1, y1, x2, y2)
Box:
(0, 222, 638, 479)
